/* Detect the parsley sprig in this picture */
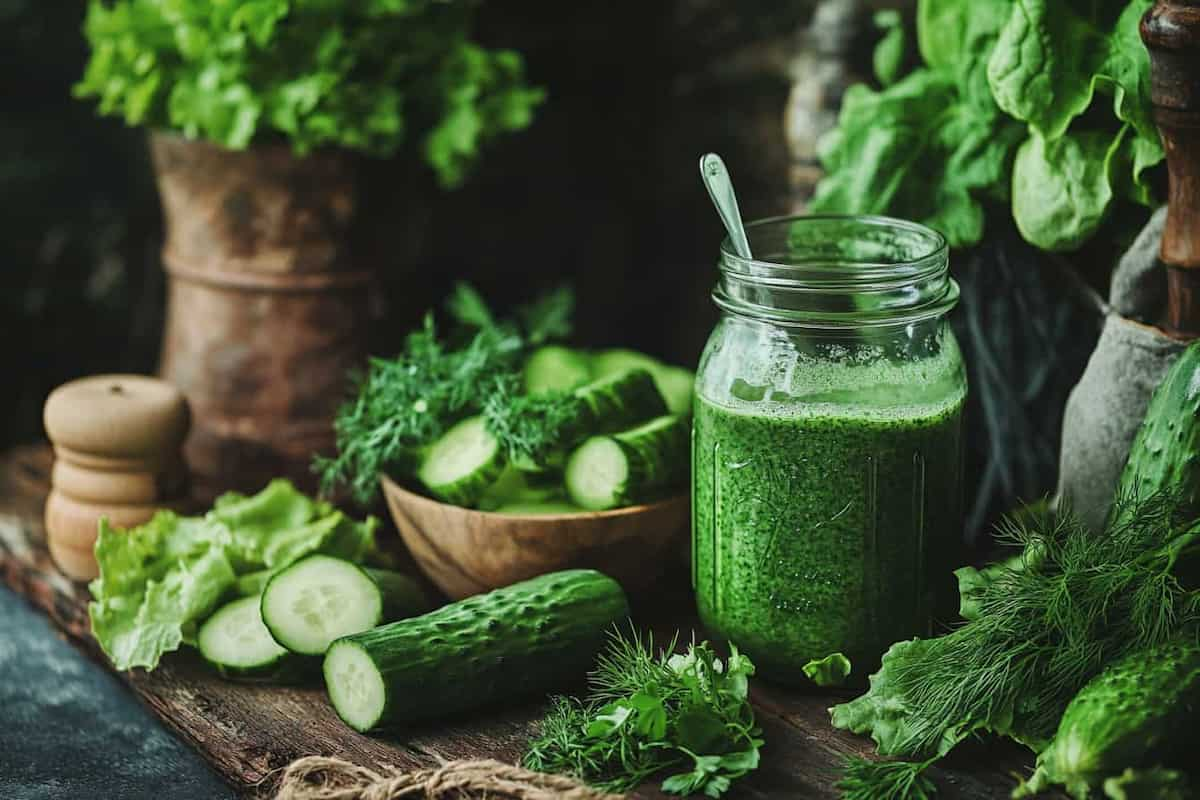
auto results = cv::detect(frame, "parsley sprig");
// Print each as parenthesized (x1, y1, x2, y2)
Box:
(524, 631, 764, 798)
(316, 284, 573, 504)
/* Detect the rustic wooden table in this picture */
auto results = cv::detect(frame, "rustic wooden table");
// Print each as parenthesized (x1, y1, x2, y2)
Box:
(0, 445, 1040, 799)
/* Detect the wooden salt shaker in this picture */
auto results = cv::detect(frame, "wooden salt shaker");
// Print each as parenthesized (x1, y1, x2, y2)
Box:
(43, 375, 190, 580)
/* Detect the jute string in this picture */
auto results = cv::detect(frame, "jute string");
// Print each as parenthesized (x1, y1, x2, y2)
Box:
(274, 755, 623, 800)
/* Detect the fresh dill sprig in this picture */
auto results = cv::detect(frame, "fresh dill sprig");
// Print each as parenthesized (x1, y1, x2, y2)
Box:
(524, 629, 763, 797)
(831, 490, 1200, 768)
(315, 285, 574, 504)
(519, 285, 574, 344)
(836, 758, 938, 800)
(481, 374, 584, 465)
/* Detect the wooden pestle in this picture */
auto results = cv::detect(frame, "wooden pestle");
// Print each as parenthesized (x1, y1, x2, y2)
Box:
(1142, 0, 1200, 338)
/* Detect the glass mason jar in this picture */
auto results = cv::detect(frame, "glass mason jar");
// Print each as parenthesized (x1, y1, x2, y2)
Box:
(692, 215, 966, 685)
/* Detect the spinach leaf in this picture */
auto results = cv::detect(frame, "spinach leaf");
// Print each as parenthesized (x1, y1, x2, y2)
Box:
(812, 0, 1163, 255)
(1011, 128, 1122, 252)
(987, 0, 1155, 142)
(810, 70, 1022, 249)
(872, 10, 906, 88)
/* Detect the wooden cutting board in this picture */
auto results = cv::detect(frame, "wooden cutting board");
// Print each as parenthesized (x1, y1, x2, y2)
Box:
(0, 444, 1040, 799)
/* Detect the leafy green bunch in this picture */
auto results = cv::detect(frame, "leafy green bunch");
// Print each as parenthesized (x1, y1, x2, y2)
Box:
(811, 0, 1163, 252)
(830, 491, 1200, 795)
(316, 284, 573, 503)
(73, 0, 544, 185)
(524, 632, 763, 798)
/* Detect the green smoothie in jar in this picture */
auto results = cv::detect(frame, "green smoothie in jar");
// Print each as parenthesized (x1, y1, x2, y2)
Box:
(691, 215, 966, 685)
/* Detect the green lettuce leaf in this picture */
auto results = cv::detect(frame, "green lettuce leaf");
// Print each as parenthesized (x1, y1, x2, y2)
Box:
(74, 0, 543, 185)
(88, 480, 379, 671)
(803, 652, 852, 687)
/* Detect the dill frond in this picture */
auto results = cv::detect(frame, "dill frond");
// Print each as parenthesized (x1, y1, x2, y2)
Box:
(836, 757, 938, 800)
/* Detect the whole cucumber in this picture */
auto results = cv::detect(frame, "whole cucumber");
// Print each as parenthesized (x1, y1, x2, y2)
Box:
(323, 569, 629, 732)
(1017, 637, 1200, 799)
(1116, 340, 1200, 524)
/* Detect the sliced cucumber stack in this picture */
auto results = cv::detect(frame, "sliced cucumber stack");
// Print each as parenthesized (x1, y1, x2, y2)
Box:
(565, 415, 689, 510)
(524, 345, 592, 394)
(261, 555, 427, 656)
(417, 415, 504, 506)
(198, 596, 290, 678)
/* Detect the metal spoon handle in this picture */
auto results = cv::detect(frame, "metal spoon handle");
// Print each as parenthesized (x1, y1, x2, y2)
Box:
(699, 153, 753, 259)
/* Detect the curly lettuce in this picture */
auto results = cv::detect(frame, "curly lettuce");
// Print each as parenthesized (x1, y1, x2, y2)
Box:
(89, 479, 378, 671)
(73, 0, 544, 186)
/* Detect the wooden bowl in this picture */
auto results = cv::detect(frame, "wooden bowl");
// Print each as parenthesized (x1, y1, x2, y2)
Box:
(380, 475, 689, 599)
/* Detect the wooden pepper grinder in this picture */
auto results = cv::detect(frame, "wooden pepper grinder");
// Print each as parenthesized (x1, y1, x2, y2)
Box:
(1143, 0, 1200, 338)
(43, 375, 190, 580)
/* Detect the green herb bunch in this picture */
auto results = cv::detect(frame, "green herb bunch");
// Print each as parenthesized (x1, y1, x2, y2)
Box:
(811, 0, 1162, 252)
(831, 492, 1200, 795)
(316, 284, 574, 503)
(524, 632, 764, 798)
(74, 0, 544, 186)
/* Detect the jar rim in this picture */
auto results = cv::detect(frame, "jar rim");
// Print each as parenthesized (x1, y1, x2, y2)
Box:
(713, 214, 956, 329)
(718, 214, 948, 279)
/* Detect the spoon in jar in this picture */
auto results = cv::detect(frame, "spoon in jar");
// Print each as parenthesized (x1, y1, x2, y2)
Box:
(699, 153, 753, 259)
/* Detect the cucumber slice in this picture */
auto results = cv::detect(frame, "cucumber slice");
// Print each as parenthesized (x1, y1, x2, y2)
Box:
(565, 415, 689, 510)
(262, 555, 402, 656)
(198, 596, 289, 678)
(524, 346, 592, 394)
(573, 368, 668, 432)
(416, 415, 504, 506)
(493, 500, 583, 515)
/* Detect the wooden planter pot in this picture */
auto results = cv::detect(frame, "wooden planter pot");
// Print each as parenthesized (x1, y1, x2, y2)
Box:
(151, 133, 371, 499)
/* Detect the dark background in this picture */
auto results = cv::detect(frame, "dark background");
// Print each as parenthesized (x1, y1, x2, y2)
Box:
(2, 0, 1099, 539)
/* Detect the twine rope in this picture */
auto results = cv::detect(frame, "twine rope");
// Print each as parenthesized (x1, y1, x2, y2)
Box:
(274, 755, 623, 800)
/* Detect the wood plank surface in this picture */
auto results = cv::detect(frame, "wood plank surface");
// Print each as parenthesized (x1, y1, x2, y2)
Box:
(0, 444, 1040, 799)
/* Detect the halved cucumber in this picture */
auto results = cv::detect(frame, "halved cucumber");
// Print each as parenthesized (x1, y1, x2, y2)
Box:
(573, 368, 668, 432)
(198, 596, 289, 678)
(565, 415, 689, 510)
(416, 415, 504, 506)
(261, 555, 427, 656)
(591, 349, 694, 417)
(524, 345, 592, 394)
